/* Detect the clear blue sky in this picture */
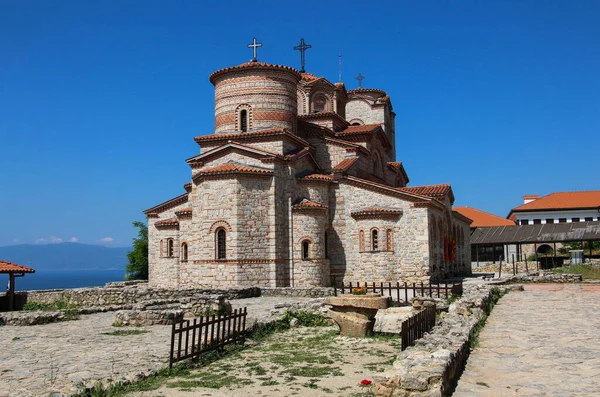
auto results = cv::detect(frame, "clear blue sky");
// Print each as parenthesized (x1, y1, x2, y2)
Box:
(1, 1, 599, 247)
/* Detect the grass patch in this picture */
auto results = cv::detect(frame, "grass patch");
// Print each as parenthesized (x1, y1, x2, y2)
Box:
(284, 366, 343, 378)
(552, 264, 600, 280)
(167, 375, 252, 389)
(102, 329, 150, 336)
(246, 310, 329, 341)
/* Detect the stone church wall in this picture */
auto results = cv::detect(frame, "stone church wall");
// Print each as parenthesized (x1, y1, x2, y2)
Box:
(345, 99, 386, 127)
(330, 181, 431, 284)
(292, 210, 330, 287)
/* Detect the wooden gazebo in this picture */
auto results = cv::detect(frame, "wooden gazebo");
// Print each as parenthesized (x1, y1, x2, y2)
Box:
(1, 260, 35, 311)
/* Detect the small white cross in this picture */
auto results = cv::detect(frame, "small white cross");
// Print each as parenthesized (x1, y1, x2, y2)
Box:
(248, 38, 262, 62)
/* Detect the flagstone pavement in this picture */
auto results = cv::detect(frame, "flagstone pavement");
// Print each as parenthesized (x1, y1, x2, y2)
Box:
(0, 296, 312, 397)
(455, 283, 600, 396)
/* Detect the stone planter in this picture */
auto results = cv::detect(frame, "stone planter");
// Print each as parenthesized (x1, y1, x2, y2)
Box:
(325, 294, 390, 337)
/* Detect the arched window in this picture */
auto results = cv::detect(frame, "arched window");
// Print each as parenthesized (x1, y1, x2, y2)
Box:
(359, 230, 365, 252)
(240, 109, 248, 132)
(180, 242, 188, 261)
(371, 229, 379, 251)
(302, 240, 310, 259)
(312, 93, 328, 112)
(386, 229, 393, 251)
(216, 229, 226, 260)
(167, 239, 174, 257)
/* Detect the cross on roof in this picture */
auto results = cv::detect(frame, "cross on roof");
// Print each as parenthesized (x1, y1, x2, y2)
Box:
(248, 38, 262, 62)
(294, 38, 312, 73)
(356, 73, 365, 88)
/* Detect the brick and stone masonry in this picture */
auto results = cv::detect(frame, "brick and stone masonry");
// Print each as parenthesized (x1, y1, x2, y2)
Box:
(143, 60, 472, 288)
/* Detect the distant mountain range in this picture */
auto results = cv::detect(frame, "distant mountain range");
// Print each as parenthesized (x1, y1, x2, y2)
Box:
(0, 243, 131, 271)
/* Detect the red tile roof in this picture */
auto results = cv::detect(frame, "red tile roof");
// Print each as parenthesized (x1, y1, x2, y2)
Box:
(175, 207, 193, 216)
(0, 260, 35, 274)
(194, 162, 274, 177)
(453, 206, 514, 228)
(194, 128, 310, 149)
(510, 191, 600, 212)
(347, 88, 387, 95)
(400, 184, 454, 204)
(155, 219, 179, 227)
(351, 207, 403, 218)
(300, 72, 319, 82)
(297, 174, 334, 182)
(209, 62, 301, 84)
(292, 199, 328, 210)
(332, 157, 359, 172)
(337, 124, 381, 136)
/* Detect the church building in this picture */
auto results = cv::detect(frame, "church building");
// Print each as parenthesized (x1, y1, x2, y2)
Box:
(143, 42, 472, 288)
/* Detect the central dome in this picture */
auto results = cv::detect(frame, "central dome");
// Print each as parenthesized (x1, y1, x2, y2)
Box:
(210, 62, 302, 134)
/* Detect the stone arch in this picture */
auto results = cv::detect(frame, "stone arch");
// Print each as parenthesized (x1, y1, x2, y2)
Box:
(370, 227, 380, 251)
(235, 104, 253, 132)
(209, 220, 233, 234)
(310, 91, 331, 112)
(537, 244, 554, 255)
(180, 241, 188, 261)
(297, 89, 308, 114)
(349, 118, 364, 126)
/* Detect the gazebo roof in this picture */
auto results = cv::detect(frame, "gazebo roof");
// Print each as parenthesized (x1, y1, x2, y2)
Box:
(0, 260, 35, 274)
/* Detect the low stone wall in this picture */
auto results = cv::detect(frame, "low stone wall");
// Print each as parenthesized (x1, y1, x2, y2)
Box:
(0, 311, 76, 326)
(373, 283, 522, 397)
(501, 273, 583, 283)
(260, 287, 335, 298)
(25, 283, 259, 307)
(114, 301, 184, 326)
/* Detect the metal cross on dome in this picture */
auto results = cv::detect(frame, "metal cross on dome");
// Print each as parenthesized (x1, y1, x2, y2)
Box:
(356, 73, 365, 88)
(294, 38, 312, 73)
(248, 38, 262, 62)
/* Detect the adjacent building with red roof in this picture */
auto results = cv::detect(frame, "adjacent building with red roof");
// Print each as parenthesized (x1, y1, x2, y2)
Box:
(453, 207, 515, 228)
(508, 191, 600, 225)
(143, 53, 471, 288)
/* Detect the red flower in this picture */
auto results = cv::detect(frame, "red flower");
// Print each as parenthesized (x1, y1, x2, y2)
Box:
(360, 379, 372, 386)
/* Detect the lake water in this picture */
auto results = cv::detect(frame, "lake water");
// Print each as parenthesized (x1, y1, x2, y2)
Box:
(1, 269, 127, 291)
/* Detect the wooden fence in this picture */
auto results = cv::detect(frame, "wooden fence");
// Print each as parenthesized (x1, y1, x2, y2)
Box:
(332, 280, 463, 304)
(401, 305, 436, 350)
(169, 307, 247, 368)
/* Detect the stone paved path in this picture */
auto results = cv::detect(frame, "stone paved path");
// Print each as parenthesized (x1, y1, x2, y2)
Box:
(455, 284, 600, 396)
(0, 297, 312, 397)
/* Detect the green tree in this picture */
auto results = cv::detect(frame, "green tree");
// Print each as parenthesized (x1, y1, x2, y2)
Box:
(125, 221, 148, 280)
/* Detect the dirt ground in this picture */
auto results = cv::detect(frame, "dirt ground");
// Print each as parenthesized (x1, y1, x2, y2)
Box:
(136, 326, 400, 397)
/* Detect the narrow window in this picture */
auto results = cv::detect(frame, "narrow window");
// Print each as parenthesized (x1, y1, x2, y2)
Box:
(167, 239, 174, 257)
(546, 218, 554, 224)
(585, 217, 593, 222)
(181, 243, 188, 261)
(533, 219, 541, 225)
(302, 240, 310, 259)
(386, 229, 393, 251)
(240, 109, 248, 132)
(160, 240, 164, 257)
(359, 230, 365, 252)
(372, 229, 379, 251)
(571, 217, 580, 223)
(324, 231, 329, 259)
(559, 218, 567, 223)
(216, 229, 226, 260)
